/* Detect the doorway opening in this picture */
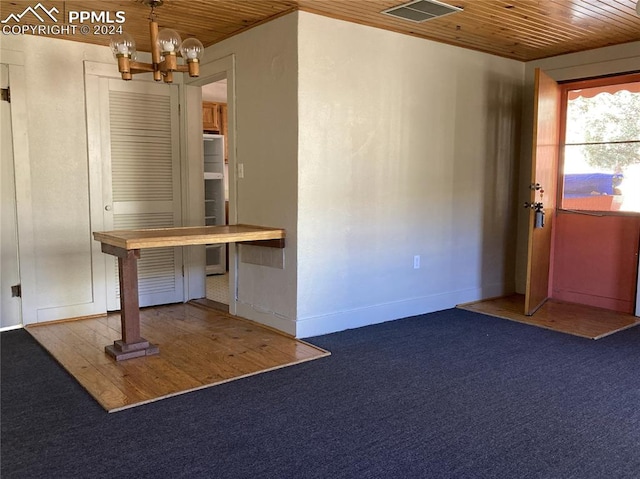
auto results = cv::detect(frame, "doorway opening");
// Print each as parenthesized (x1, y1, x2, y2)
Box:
(201, 78, 230, 308)
(473, 70, 640, 336)
(184, 54, 237, 315)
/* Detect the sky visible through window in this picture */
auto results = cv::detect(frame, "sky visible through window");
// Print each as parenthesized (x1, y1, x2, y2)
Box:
(563, 82, 640, 213)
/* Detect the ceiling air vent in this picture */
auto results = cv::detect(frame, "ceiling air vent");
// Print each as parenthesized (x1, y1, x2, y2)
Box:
(382, 0, 462, 23)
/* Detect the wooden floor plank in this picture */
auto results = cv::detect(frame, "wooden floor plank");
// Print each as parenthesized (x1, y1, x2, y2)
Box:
(59, 319, 188, 407)
(150, 338, 235, 384)
(48, 324, 155, 407)
(118, 355, 203, 397)
(28, 325, 133, 410)
(26, 303, 329, 412)
(458, 294, 640, 339)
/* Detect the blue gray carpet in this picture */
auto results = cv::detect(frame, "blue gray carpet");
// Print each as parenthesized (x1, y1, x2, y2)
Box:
(2, 308, 640, 478)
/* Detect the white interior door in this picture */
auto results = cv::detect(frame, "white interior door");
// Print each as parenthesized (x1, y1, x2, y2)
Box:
(100, 78, 184, 310)
(0, 64, 21, 328)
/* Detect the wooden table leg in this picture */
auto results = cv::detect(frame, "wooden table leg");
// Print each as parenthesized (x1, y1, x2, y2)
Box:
(101, 244, 159, 361)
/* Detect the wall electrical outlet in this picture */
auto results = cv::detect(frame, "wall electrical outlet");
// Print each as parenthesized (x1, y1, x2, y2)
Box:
(413, 255, 420, 269)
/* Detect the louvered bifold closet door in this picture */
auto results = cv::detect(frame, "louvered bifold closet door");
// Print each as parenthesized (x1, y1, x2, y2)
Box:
(103, 78, 183, 310)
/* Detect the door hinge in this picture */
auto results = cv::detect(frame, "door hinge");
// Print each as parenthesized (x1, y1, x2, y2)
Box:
(1, 87, 10, 103)
(11, 284, 21, 298)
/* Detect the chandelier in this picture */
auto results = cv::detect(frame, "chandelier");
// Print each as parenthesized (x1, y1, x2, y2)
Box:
(109, 0, 203, 83)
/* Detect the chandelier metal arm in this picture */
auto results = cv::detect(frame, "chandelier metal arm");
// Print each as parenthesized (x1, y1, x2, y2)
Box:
(149, 19, 162, 82)
(128, 61, 156, 75)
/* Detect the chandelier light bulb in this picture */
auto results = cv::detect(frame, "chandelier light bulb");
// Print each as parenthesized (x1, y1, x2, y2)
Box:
(157, 29, 182, 54)
(110, 32, 136, 58)
(162, 41, 175, 53)
(180, 38, 204, 61)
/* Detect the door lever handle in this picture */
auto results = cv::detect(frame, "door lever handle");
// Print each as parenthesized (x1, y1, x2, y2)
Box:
(524, 202, 543, 210)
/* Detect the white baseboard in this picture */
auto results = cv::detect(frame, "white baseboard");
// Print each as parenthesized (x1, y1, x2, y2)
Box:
(295, 283, 510, 338)
(0, 324, 23, 332)
(235, 301, 297, 336)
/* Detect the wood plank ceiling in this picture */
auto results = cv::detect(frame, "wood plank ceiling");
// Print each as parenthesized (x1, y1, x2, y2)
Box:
(1, 0, 639, 61)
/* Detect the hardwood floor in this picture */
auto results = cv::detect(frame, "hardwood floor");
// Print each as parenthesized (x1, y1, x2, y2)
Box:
(458, 294, 640, 339)
(26, 303, 329, 412)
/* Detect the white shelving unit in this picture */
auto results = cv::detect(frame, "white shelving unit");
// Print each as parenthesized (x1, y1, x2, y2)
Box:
(203, 134, 226, 274)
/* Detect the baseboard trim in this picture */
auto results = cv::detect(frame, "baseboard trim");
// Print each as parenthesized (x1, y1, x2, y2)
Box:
(235, 302, 297, 337)
(0, 324, 23, 333)
(296, 283, 510, 338)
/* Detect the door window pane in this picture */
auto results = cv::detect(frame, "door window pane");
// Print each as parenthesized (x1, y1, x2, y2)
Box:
(562, 81, 640, 213)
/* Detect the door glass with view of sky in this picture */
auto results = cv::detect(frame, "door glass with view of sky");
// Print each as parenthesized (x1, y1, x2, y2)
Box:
(562, 81, 640, 213)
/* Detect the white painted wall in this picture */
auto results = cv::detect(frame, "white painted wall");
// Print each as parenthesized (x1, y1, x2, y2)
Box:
(514, 42, 640, 294)
(202, 80, 227, 103)
(200, 14, 299, 334)
(296, 12, 524, 337)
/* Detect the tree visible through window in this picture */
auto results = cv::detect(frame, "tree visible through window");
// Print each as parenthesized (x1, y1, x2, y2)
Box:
(561, 76, 640, 213)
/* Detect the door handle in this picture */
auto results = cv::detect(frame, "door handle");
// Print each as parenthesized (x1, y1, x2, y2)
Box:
(524, 202, 543, 209)
(105, 205, 112, 211)
(524, 202, 545, 228)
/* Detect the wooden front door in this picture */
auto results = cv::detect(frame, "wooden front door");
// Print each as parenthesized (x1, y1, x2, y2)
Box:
(551, 73, 640, 314)
(524, 69, 561, 315)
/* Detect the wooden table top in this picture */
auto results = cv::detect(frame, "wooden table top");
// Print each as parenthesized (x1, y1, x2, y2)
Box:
(93, 224, 285, 250)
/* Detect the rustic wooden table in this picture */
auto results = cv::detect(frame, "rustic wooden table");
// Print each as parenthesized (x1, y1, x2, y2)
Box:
(93, 224, 285, 360)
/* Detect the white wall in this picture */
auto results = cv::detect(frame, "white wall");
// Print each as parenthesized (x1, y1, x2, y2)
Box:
(201, 14, 299, 334)
(514, 41, 640, 293)
(202, 80, 227, 102)
(0, 34, 114, 323)
(296, 12, 524, 337)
